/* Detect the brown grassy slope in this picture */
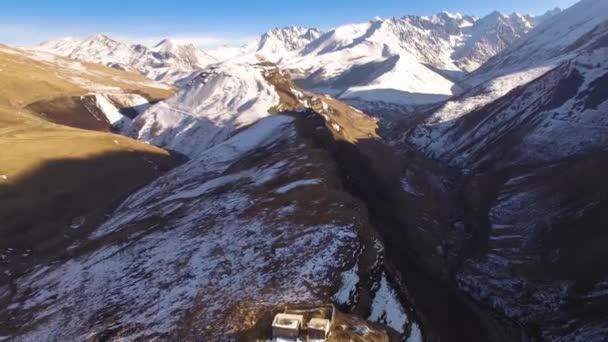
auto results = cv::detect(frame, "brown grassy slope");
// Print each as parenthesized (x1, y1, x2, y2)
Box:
(262, 65, 378, 143)
(0, 45, 174, 130)
(0, 44, 173, 107)
(26, 95, 114, 131)
(0, 45, 179, 280)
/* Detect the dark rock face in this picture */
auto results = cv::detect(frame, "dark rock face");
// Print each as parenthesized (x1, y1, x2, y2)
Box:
(577, 71, 608, 110)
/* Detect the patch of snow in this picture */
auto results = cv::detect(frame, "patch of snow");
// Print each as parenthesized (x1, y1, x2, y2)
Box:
(407, 322, 423, 342)
(93, 94, 130, 126)
(369, 273, 408, 333)
(6, 110, 360, 340)
(276, 179, 321, 194)
(332, 264, 359, 306)
(400, 177, 421, 196)
(105, 93, 152, 115)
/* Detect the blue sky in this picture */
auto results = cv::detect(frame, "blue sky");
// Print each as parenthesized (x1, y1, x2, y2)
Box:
(0, 0, 579, 48)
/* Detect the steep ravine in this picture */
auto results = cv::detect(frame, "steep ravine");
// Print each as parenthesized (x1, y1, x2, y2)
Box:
(258, 65, 532, 341)
(296, 111, 533, 341)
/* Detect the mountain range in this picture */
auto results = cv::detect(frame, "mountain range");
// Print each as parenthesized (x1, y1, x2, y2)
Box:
(40, 9, 556, 107)
(2, 0, 608, 341)
(40, 34, 218, 84)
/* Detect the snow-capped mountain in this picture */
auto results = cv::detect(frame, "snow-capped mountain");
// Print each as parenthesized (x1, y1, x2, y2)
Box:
(252, 26, 324, 62)
(205, 26, 324, 64)
(407, 0, 608, 160)
(473, 0, 608, 82)
(279, 11, 536, 107)
(451, 11, 535, 71)
(40, 34, 217, 84)
(127, 63, 280, 159)
(40, 13, 533, 106)
(534, 7, 563, 25)
(151, 38, 217, 70)
(391, 0, 608, 339)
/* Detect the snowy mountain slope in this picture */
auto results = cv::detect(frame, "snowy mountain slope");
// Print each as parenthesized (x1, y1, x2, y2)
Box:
(389, 2, 608, 338)
(40, 34, 217, 84)
(202, 26, 324, 65)
(457, 151, 608, 341)
(126, 60, 379, 159)
(278, 11, 535, 107)
(452, 12, 534, 71)
(473, 0, 608, 82)
(252, 26, 324, 62)
(0, 115, 376, 340)
(407, 0, 608, 167)
(0, 42, 179, 297)
(127, 63, 280, 159)
(3, 33, 420, 338)
(2, 86, 411, 340)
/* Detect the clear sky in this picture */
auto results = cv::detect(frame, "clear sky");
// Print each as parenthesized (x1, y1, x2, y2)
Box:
(0, 0, 579, 48)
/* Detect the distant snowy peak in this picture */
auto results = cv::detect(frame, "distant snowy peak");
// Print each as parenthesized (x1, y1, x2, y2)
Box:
(129, 63, 281, 158)
(453, 12, 535, 71)
(60, 34, 139, 67)
(153, 38, 187, 53)
(260, 26, 324, 50)
(533, 7, 563, 25)
(295, 9, 534, 70)
(253, 26, 324, 61)
(278, 10, 536, 106)
(151, 38, 218, 68)
(475, 0, 608, 79)
(407, 0, 608, 167)
(39, 37, 82, 54)
(40, 34, 216, 84)
(414, 11, 477, 31)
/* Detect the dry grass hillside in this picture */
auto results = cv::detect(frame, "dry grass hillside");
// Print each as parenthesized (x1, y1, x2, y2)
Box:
(0, 44, 174, 131)
(0, 45, 179, 282)
(0, 44, 173, 107)
(262, 64, 378, 143)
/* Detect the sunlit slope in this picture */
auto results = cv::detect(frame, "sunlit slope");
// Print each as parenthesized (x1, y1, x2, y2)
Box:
(0, 45, 179, 280)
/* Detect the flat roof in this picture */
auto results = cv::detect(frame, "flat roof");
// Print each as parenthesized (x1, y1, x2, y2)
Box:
(308, 318, 331, 331)
(272, 313, 304, 330)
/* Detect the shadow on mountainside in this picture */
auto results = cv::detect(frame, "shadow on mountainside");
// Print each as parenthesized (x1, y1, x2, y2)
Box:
(329, 98, 608, 340)
(278, 109, 531, 342)
(0, 150, 180, 285)
(26, 95, 114, 132)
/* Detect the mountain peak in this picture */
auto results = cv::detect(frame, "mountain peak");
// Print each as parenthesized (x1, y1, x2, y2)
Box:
(534, 7, 562, 24)
(155, 38, 174, 47)
(255, 26, 324, 61)
(153, 38, 180, 52)
(263, 26, 324, 40)
(438, 11, 466, 20)
(86, 33, 118, 44)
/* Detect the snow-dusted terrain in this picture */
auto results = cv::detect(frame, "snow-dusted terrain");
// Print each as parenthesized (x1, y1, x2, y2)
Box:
(2, 115, 361, 340)
(390, 0, 608, 339)
(280, 11, 538, 107)
(40, 10, 540, 106)
(249, 26, 324, 62)
(126, 63, 280, 158)
(40, 34, 217, 84)
(406, 0, 608, 169)
(6, 0, 608, 340)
